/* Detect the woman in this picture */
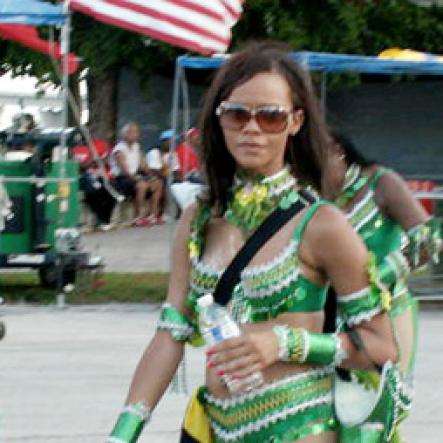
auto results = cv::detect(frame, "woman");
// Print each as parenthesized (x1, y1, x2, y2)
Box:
(322, 131, 441, 442)
(108, 42, 398, 443)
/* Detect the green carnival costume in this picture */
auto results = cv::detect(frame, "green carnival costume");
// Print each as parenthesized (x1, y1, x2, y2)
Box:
(334, 164, 441, 443)
(108, 167, 405, 443)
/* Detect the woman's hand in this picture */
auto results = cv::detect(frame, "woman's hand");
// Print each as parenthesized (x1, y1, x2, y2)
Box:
(206, 329, 280, 380)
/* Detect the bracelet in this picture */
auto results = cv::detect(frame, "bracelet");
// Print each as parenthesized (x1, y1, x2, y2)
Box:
(108, 402, 151, 443)
(273, 325, 346, 367)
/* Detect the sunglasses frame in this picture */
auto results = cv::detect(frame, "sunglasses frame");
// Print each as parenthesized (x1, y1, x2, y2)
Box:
(215, 101, 294, 133)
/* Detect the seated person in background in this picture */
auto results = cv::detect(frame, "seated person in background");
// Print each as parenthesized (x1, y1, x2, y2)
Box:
(145, 129, 182, 221)
(146, 129, 181, 182)
(72, 138, 117, 231)
(175, 127, 202, 182)
(110, 122, 164, 227)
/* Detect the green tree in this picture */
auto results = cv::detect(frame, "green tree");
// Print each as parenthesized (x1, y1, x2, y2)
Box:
(2, 0, 443, 140)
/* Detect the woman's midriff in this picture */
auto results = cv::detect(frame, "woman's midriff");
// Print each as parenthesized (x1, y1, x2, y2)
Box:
(206, 311, 325, 398)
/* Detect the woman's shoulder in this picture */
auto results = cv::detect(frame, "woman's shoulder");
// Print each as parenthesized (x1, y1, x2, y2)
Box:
(300, 200, 356, 245)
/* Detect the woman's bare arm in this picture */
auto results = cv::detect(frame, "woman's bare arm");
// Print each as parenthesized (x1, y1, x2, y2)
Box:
(124, 204, 196, 408)
(305, 204, 397, 368)
(374, 169, 428, 230)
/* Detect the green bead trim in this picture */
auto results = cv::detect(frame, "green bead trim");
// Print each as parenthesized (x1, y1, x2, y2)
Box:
(335, 164, 369, 208)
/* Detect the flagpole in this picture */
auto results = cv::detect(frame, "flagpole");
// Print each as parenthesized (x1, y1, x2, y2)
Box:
(56, 0, 71, 309)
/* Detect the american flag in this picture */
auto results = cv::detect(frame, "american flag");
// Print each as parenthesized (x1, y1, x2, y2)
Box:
(70, 0, 244, 55)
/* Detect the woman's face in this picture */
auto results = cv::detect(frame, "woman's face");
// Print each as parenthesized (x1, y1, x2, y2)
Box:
(220, 72, 304, 176)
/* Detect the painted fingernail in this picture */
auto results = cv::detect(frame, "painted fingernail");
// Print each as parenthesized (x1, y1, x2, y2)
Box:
(207, 360, 214, 368)
(217, 369, 224, 376)
(206, 350, 214, 356)
(233, 375, 240, 380)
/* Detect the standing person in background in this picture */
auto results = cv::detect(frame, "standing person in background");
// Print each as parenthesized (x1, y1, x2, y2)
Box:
(108, 41, 400, 443)
(110, 122, 164, 227)
(322, 130, 441, 442)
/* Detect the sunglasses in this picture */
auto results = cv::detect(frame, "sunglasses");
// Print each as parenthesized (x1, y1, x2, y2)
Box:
(215, 101, 294, 134)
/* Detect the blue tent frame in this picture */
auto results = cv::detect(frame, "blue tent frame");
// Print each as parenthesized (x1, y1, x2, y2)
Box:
(177, 51, 443, 75)
(0, 0, 65, 26)
(171, 50, 443, 140)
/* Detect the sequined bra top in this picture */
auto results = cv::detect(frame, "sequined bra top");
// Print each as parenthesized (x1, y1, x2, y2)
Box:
(186, 198, 329, 324)
(345, 167, 404, 264)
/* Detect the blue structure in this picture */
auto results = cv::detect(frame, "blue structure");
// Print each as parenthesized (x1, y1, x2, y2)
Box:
(177, 51, 443, 76)
(0, 0, 65, 26)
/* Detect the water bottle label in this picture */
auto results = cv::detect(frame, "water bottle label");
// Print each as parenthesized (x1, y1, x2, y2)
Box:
(210, 326, 224, 343)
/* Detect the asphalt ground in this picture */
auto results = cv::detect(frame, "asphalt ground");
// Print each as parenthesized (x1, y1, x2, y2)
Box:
(81, 223, 175, 273)
(1, 224, 443, 442)
(0, 304, 442, 442)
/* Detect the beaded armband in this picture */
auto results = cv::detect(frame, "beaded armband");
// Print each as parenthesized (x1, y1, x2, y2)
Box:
(157, 303, 195, 342)
(108, 402, 151, 443)
(407, 217, 442, 268)
(337, 253, 391, 327)
(273, 325, 347, 367)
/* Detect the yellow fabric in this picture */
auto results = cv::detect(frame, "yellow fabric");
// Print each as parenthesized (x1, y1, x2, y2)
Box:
(183, 389, 213, 443)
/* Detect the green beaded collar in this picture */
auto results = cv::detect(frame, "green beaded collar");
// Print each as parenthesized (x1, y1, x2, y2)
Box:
(334, 163, 368, 208)
(224, 166, 297, 233)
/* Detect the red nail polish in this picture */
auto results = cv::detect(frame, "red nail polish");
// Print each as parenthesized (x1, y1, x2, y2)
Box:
(206, 350, 214, 356)
(233, 375, 240, 380)
(207, 360, 214, 368)
(217, 369, 224, 376)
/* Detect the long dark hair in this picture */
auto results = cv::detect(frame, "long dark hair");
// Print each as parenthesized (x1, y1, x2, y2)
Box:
(330, 130, 376, 168)
(199, 41, 331, 213)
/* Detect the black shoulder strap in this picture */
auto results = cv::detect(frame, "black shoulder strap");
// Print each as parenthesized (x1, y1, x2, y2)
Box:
(213, 198, 307, 307)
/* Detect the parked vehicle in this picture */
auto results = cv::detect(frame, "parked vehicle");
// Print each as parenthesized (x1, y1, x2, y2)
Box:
(0, 128, 102, 289)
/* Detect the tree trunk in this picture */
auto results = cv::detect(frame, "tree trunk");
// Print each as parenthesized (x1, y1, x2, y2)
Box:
(86, 68, 119, 144)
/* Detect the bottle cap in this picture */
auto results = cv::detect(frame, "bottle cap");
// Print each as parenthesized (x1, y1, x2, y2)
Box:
(197, 293, 214, 309)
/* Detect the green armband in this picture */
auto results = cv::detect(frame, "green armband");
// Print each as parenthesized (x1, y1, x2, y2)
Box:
(108, 402, 151, 443)
(157, 303, 195, 342)
(273, 325, 347, 367)
(407, 217, 442, 267)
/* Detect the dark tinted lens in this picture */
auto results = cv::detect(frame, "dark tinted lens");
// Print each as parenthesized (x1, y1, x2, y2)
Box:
(219, 106, 251, 129)
(256, 109, 289, 133)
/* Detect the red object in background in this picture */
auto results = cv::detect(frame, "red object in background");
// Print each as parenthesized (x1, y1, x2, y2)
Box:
(0, 24, 79, 74)
(175, 142, 201, 176)
(72, 139, 112, 177)
(407, 180, 436, 215)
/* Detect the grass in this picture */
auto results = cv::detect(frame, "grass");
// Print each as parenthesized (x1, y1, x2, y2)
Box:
(0, 271, 169, 305)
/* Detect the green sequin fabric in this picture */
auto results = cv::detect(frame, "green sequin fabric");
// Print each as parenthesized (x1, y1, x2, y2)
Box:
(224, 166, 296, 233)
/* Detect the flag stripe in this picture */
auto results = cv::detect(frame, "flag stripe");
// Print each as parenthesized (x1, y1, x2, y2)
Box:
(103, 0, 229, 45)
(70, 0, 243, 55)
(71, 0, 228, 51)
(71, 2, 226, 54)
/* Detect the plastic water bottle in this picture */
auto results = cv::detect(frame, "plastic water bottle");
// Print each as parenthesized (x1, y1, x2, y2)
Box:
(197, 293, 264, 395)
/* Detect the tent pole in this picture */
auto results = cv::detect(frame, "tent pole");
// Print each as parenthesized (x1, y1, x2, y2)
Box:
(320, 71, 327, 114)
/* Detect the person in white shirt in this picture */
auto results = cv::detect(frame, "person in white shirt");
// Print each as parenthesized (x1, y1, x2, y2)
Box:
(111, 122, 164, 227)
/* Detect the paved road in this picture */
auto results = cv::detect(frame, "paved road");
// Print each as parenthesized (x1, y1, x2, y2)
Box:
(82, 223, 174, 273)
(0, 304, 442, 443)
